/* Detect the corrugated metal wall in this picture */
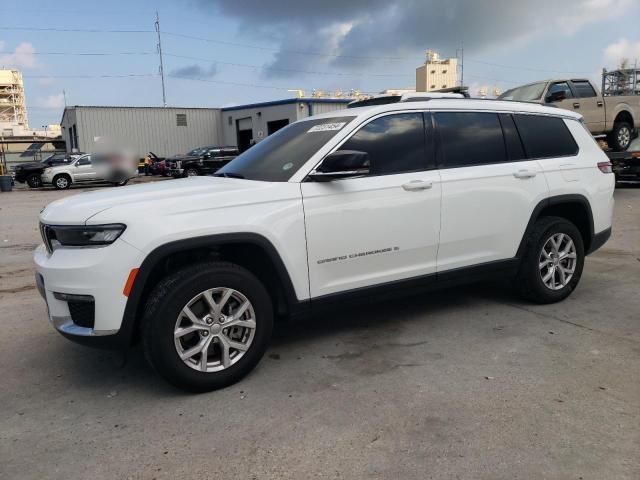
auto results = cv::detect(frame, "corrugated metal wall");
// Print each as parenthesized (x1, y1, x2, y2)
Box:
(65, 107, 223, 158)
(304, 101, 350, 117)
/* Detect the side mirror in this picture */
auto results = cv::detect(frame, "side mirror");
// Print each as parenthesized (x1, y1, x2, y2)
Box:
(203, 152, 211, 159)
(308, 150, 370, 182)
(545, 90, 566, 103)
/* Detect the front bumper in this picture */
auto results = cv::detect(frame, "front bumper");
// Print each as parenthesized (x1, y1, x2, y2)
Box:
(34, 238, 143, 348)
(169, 167, 184, 177)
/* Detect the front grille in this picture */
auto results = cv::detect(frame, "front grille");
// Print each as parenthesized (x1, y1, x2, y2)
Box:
(68, 300, 95, 329)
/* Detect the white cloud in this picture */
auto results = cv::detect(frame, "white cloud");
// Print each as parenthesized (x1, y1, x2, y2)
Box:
(37, 93, 65, 109)
(603, 38, 640, 68)
(0, 42, 39, 69)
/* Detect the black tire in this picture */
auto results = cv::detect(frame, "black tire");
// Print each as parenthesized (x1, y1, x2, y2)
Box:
(27, 173, 42, 188)
(112, 178, 129, 187)
(515, 216, 585, 304)
(143, 262, 273, 392)
(184, 167, 199, 177)
(608, 122, 633, 152)
(52, 174, 71, 190)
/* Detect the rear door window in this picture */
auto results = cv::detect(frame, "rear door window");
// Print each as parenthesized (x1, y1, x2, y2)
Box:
(434, 112, 506, 168)
(572, 80, 597, 98)
(513, 114, 578, 159)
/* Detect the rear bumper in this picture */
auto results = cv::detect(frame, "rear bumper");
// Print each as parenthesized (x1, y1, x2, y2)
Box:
(587, 227, 611, 255)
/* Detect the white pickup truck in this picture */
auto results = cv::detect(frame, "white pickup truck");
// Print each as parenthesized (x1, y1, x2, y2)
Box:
(498, 76, 640, 151)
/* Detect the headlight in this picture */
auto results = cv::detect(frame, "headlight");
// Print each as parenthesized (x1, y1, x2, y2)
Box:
(43, 168, 52, 174)
(40, 223, 126, 252)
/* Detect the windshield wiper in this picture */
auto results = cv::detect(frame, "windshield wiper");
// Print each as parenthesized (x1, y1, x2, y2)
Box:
(213, 172, 245, 179)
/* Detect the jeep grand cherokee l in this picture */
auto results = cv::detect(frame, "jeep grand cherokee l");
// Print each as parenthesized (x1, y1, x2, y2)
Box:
(35, 97, 614, 392)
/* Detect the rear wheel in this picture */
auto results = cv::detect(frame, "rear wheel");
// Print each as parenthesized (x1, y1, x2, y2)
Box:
(27, 173, 42, 188)
(185, 167, 199, 177)
(516, 216, 584, 304)
(52, 174, 71, 190)
(608, 122, 632, 151)
(143, 262, 273, 392)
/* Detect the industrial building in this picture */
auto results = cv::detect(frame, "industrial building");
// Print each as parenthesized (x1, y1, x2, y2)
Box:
(416, 50, 459, 92)
(60, 106, 224, 157)
(60, 98, 351, 158)
(0, 69, 28, 136)
(221, 98, 351, 151)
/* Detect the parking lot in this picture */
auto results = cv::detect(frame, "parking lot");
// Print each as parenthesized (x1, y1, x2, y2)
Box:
(1, 181, 639, 479)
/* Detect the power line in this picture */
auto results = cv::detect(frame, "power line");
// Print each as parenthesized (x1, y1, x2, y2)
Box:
(465, 58, 592, 75)
(163, 31, 418, 61)
(23, 73, 157, 79)
(0, 26, 153, 33)
(155, 11, 167, 107)
(164, 53, 413, 77)
(30, 51, 155, 56)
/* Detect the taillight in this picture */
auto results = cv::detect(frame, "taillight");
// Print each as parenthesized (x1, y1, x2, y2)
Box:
(597, 161, 613, 174)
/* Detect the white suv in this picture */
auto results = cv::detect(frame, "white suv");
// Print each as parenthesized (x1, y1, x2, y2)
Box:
(34, 98, 614, 392)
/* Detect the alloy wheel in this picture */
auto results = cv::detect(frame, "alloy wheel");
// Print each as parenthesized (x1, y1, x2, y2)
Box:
(618, 126, 631, 149)
(174, 287, 256, 373)
(538, 233, 577, 290)
(56, 177, 69, 189)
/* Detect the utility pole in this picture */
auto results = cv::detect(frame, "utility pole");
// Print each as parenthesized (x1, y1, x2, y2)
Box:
(457, 43, 464, 87)
(155, 11, 167, 107)
(63, 89, 67, 107)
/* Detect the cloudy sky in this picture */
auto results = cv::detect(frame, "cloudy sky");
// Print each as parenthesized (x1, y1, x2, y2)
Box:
(2, 0, 640, 128)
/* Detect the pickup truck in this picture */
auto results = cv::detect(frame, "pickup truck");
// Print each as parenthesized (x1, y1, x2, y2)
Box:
(498, 77, 639, 151)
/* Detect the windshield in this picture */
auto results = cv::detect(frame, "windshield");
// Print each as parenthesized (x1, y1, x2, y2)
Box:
(187, 147, 207, 156)
(498, 82, 547, 102)
(216, 116, 355, 182)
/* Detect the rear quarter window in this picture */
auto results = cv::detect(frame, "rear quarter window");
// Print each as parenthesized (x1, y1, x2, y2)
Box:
(513, 114, 578, 159)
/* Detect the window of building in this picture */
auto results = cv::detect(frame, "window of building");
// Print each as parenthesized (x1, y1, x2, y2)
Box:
(430, 70, 436, 74)
(430, 85, 436, 89)
(340, 113, 427, 175)
(442, 85, 447, 88)
(513, 114, 578, 159)
(176, 113, 187, 126)
(435, 112, 506, 168)
(572, 80, 597, 98)
(442, 70, 447, 74)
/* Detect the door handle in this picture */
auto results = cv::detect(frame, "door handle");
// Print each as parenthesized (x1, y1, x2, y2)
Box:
(573, 102, 580, 109)
(513, 169, 537, 179)
(402, 180, 433, 191)
(597, 101, 603, 107)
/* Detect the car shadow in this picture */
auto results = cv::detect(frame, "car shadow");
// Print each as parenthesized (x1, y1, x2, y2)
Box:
(47, 280, 518, 396)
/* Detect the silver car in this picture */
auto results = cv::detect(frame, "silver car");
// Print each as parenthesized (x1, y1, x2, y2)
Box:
(41, 153, 138, 190)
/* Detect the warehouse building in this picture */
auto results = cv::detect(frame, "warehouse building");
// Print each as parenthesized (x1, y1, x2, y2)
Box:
(221, 98, 351, 152)
(60, 106, 224, 158)
(60, 98, 352, 158)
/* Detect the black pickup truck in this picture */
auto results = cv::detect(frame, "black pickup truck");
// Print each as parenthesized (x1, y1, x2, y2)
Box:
(13, 152, 84, 188)
(167, 146, 239, 178)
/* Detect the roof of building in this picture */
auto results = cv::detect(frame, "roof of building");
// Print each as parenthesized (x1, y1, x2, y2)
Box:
(221, 97, 351, 112)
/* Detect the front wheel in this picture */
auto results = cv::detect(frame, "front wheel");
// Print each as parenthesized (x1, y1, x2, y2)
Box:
(27, 173, 42, 188)
(184, 168, 199, 177)
(143, 262, 273, 392)
(52, 174, 71, 190)
(516, 216, 585, 304)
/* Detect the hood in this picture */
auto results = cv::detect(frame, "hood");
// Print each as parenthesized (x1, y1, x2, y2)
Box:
(14, 162, 43, 170)
(39, 176, 288, 224)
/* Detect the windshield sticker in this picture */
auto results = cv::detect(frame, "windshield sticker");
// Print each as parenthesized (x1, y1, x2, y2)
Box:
(282, 162, 294, 171)
(307, 122, 347, 133)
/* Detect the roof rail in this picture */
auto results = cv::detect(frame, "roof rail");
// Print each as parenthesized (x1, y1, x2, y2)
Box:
(347, 87, 470, 108)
